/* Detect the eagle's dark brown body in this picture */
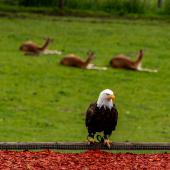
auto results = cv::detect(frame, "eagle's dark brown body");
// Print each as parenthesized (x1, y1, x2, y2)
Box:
(85, 102, 118, 138)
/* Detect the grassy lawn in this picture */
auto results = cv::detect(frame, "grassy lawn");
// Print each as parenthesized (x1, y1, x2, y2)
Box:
(0, 15, 169, 143)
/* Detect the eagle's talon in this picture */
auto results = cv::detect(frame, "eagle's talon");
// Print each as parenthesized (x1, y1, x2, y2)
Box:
(88, 141, 95, 145)
(96, 135, 104, 143)
(87, 136, 95, 144)
(104, 139, 111, 148)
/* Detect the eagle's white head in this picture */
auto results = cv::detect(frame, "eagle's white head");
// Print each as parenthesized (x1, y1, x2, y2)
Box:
(97, 89, 115, 110)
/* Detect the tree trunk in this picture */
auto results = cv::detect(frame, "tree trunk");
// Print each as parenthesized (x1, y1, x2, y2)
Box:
(157, 0, 162, 8)
(58, 0, 64, 9)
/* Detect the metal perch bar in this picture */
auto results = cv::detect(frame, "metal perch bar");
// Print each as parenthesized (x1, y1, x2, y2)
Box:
(0, 142, 170, 150)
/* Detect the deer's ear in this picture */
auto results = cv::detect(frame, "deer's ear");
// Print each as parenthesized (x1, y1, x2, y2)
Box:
(87, 50, 91, 55)
(43, 37, 48, 40)
(47, 37, 53, 42)
(43, 37, 53, 41)
(90, 50, 95, 55)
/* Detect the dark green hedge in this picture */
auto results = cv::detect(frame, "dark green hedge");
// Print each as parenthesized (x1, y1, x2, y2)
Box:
(18, 0, 58, 7)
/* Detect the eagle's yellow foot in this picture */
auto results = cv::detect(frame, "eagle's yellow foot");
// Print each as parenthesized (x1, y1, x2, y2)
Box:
(104, 139, 112, 148)
(87, 136, 95, 144)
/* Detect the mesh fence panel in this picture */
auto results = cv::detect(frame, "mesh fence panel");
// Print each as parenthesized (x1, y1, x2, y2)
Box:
(0, 142, 169, 151)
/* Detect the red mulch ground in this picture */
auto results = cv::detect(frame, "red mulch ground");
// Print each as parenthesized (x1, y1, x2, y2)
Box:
(0, 150, 169, 170)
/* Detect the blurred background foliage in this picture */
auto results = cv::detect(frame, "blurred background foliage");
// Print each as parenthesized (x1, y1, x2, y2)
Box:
(0, 0, 169, 16)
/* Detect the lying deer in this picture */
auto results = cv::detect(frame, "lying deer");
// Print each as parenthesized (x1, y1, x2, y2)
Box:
(60, 51, 107, 70)
(19, 38, 62, 56)
(110, 50, 157, 73)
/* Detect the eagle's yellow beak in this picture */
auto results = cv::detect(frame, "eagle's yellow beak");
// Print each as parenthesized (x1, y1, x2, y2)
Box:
(107, 94, 115, 101)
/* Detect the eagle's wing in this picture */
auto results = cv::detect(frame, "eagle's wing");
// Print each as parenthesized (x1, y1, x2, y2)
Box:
(112, 104, 118, 130)
(85, 102, 97, 128)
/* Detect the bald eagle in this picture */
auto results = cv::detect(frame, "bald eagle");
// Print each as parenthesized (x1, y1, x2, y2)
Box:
(85, 89, 118, 148)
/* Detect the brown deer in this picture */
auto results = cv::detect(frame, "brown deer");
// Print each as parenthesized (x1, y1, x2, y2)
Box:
(110, 50, 157, 72)
(60, 51, 107, 70)
(19, 38, 62, 55)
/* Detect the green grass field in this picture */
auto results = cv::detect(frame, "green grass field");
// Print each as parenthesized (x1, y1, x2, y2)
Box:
(0, 15, 169, 143)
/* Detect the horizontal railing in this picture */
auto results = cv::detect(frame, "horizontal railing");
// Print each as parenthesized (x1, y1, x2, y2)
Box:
(0, 142, 169, 150)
